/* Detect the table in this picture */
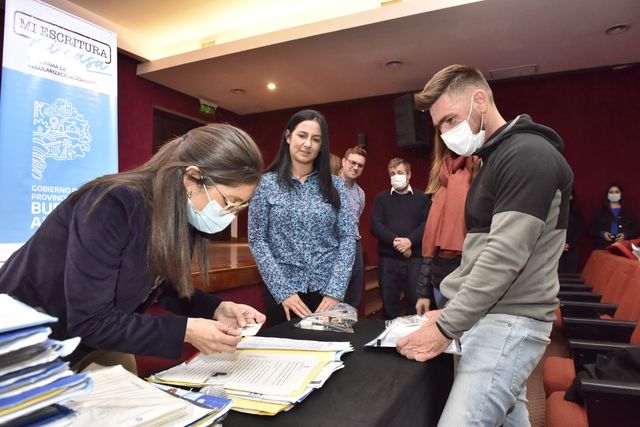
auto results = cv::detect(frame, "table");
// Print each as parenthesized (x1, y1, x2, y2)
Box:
(223, 318, 454, 427)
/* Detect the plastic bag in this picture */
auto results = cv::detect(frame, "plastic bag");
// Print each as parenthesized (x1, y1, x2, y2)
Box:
(295, 303, 358, 333)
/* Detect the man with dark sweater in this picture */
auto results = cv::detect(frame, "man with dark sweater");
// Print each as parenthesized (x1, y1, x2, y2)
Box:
(370, 158, 431, 319)
(397, 64, 573, 426)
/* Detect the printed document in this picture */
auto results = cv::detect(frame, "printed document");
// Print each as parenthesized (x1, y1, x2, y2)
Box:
(153, 352, 320, 395)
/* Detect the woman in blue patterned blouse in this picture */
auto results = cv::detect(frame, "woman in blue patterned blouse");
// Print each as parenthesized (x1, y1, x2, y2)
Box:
(248, 109, 356, 325)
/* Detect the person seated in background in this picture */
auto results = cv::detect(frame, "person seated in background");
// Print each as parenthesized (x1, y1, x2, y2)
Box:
(416, 135, 475, 313)
(370, 158, 430, 319)
(248, 109, 356, 326)
(0, 124, 266, 372)
(559, 188, 582, 273)
(589, 183, 638, 249)
(339, 146, 367, 308)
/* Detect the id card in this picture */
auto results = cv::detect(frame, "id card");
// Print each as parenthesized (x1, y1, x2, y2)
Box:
(239, 322, 263, 336)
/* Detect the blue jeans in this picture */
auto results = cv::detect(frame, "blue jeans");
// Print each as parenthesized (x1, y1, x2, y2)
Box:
(438, 314, 552, 427)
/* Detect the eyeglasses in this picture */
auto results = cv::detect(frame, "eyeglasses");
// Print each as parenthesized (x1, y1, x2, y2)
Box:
(205, 177, 250, 214)
(345, 159, 365, 169)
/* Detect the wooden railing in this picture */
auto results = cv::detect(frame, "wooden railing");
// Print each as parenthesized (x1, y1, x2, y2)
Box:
(192, 242, 384, 318)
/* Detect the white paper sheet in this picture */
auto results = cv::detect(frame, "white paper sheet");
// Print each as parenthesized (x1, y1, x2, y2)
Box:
(154, 352, 320, 395)
(0, 294, 57, 333)
(238, 336, 353, 352)
(365, 315, 462, 355)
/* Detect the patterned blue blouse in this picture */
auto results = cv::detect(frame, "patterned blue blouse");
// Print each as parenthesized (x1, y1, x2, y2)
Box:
(248, 171, 356, 303)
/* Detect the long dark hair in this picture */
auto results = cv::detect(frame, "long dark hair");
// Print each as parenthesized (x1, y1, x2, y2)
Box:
(266, 109, 340, 209)
(602, 183, 623, 220)
(68, 124, 264, 297)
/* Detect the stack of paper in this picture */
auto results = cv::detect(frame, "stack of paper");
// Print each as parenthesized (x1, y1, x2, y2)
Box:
(66, 365, 232, 426)
(148, 337, 353, 416)
(0, 294, 93, 425)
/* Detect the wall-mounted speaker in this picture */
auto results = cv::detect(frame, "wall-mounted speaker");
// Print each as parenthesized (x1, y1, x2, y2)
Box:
(357, 132, 367, 148)
(393, 93, 428, 148)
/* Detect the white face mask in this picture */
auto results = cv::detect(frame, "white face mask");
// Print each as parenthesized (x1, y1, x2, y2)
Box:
(608, 193, 621, 203)
(186, 188, 235, 234)
(390, 174, 408, 191)
(440, 93, 485, 157)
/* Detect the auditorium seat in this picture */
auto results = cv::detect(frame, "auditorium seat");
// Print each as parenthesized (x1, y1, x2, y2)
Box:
(558, 250, 608, 290)
(545, 327, 640, 427)
(544, 274, 640, 397)
(554, 259, 640, 329)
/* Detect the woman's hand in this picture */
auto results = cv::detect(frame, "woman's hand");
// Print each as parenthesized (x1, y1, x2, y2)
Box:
(604, 232, 614, 242)
(416, 298, 431, 316)
(184, 318, 242, 354)
(214, 301, 266, 329)
(282, 293, 312, 321)
(615, 233, 624, 242)
(315, 296, 339, 313)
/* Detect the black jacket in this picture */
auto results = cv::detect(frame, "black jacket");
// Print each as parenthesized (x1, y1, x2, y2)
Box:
(589, 205, 638, 249)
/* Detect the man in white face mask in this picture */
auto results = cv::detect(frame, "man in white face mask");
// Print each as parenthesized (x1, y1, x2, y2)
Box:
(370, 158, 431, 319)
(396, 64, 574, 427)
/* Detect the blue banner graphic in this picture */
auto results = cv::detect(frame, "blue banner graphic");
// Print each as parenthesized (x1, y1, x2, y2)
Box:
(0, 0, 118, 261)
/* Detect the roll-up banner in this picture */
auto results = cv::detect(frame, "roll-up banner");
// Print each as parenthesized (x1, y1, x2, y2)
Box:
(0, 0, 118, 262)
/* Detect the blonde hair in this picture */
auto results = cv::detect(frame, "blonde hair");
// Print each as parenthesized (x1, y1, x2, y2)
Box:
(329, 153, 342, 175)
(426, 132, 450, 194)
(414, 64, 493, 112)
(388, 157, 410, 173)
(344, 146, 367, 159)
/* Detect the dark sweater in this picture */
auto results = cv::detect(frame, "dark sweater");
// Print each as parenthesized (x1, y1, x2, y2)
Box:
(0, 186, 221, 362)
(437, 114, 573, 338)
(370, 188, 431, 259)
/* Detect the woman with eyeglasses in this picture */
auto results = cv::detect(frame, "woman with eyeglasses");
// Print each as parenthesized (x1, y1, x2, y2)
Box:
(248, 109, 356, 325)
(0, 123, 266, 370)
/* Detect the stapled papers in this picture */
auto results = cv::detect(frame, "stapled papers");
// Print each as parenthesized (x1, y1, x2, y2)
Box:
(148, 337, 354, 416)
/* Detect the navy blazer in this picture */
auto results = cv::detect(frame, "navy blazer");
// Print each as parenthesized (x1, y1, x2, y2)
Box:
(0, 186, 221, 361)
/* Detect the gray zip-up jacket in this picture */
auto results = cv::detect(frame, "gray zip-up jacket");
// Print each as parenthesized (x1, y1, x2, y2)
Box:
(437, 114, 573, 339)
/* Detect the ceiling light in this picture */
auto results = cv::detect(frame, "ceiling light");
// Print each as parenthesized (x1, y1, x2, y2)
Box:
(489, 64, 538, 80)
(605, 24, 630, 35)
(267, 82, 277, 91)
(385, 60, 403, 68)
(612, 64, 632, 71)
(230, 88, 246, 94)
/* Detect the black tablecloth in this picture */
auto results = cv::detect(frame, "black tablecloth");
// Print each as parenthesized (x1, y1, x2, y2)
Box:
(222, 318, 453, 427)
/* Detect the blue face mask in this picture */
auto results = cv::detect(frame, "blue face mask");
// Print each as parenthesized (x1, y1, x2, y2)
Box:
(186, 187, 235, 234)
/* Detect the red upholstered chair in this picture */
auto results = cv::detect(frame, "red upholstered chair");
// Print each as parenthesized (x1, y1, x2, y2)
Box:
(559, 249, 608, 286)
(545, 391, 588, 427)
(545, 326, 640, 427)
(606, 238, 640, 260)
(544, 273, 640, 397)
(557, 252, 627, 302)
(554, 256, 638, 329)
(555, 258, 640, 329)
